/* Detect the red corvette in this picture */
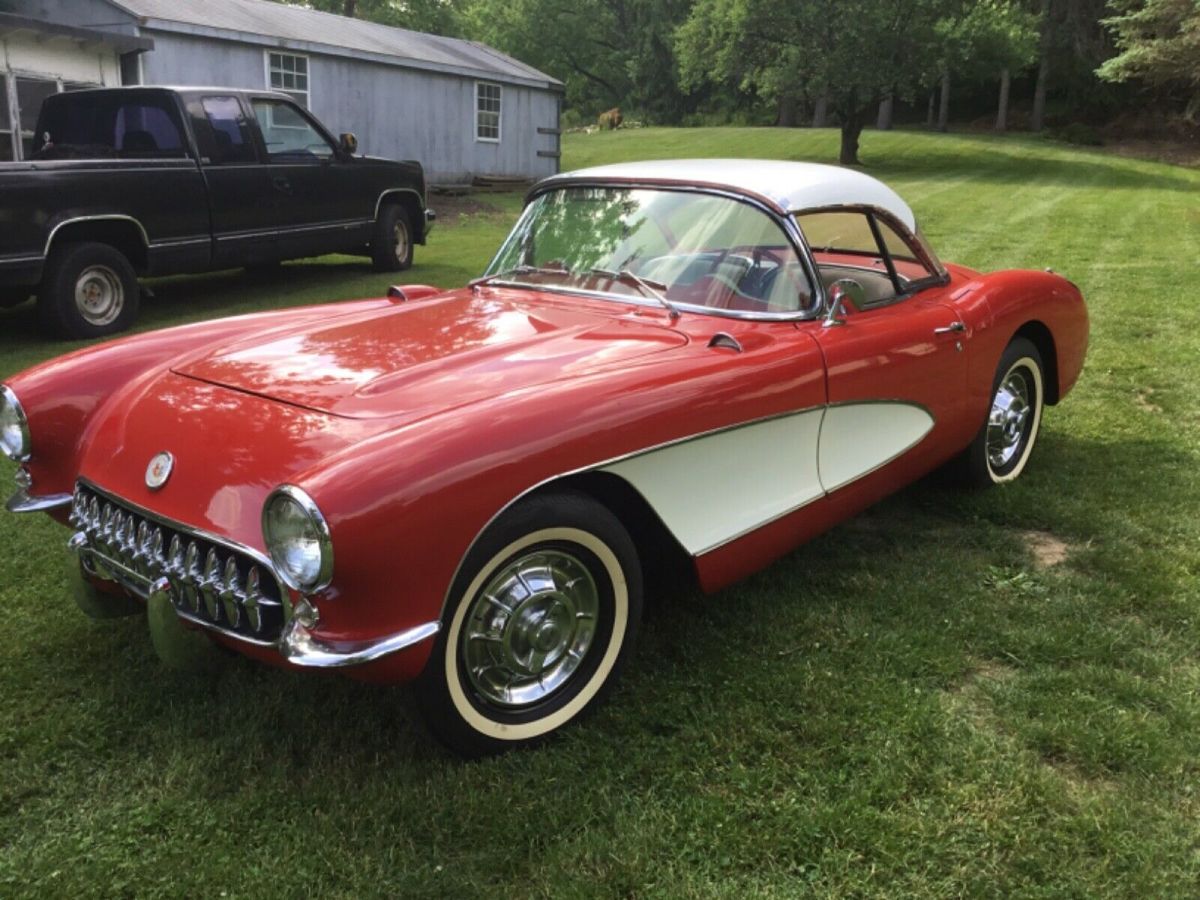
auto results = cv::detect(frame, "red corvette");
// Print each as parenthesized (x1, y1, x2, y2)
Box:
(2, 160, 1088, 755)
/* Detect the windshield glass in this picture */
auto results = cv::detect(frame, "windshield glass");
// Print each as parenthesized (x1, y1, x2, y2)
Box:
(485, 187, 814, 315)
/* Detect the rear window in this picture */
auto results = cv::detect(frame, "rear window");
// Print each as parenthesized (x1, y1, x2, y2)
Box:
(32, 93, 188, 160)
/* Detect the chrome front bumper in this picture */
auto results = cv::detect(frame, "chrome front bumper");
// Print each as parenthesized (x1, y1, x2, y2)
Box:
(63, 480, 439, 669)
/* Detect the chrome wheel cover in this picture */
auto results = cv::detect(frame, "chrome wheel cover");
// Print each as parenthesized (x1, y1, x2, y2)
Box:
(74, 265, 124, 327)
(462, 548, 600, 708)
(393, 220, 409, 261)
(987, 368, 1033, 469)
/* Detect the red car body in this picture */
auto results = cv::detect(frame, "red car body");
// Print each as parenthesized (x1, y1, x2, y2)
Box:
(3, 160, 1088, 752)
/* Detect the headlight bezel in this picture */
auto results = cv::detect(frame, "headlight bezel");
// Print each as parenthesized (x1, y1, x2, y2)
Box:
(261, 484, 334, 594)
(0, 384, 31, 463)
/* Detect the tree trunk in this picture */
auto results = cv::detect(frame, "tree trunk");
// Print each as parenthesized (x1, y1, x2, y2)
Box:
(839, 104, 864, 165)
(1031, 52, 1049, 131)
(813, 91, 829, 128)
(343, 0, 357, 16)
(995, 68, 1011, 131)
(876, 94, 894, 131)
(937, 71, 950, 132)
(926, 89, 936, 128)
(778, 93, 798, 128)
(1031, 0, 1053, 132)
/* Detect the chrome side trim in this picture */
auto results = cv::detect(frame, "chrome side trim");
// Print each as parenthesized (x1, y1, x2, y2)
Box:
(280, 619, 440, 668)
(44, 214, 150, 259)
(374, 188, 425, 222)
(6, 488, 72, 514)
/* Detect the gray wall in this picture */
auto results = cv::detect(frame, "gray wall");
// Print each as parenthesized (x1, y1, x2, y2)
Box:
(141, 31, 559, 183)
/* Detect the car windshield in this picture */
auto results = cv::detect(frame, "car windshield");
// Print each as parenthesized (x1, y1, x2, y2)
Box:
(484, 187, 814, 316)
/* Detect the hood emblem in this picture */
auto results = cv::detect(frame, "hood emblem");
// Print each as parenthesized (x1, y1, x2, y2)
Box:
(145, 451, 174, 491)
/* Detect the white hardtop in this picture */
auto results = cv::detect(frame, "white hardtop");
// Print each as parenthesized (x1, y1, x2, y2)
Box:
(550, 159, 917, 230)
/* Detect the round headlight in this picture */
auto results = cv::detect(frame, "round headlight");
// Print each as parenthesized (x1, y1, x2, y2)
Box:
(262, 485, 334, 593)
(0, 385, 31, 463)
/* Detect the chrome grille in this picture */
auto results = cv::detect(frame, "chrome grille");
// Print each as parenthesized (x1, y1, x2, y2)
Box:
(69, 483, 288, 645)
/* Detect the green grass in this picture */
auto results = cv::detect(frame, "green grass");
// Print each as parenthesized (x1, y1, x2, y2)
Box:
(2, 127, 1200, 897)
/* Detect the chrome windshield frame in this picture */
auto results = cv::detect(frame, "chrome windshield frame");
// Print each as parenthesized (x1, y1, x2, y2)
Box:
(482, 182, 827, 322)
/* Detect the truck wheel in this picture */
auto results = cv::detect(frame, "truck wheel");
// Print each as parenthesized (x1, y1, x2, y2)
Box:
(371, 204, 413, 272)
(39, 242, 140, 339)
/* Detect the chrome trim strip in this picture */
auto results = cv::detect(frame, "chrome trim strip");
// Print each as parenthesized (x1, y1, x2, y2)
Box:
(0, 255, 44, 265)
(44, 215, 150, 259)
(280, 619, 441, 668)
(373, 188, 425, 222)
(6, 488, 72, 514)
(148, 237, 211, 250)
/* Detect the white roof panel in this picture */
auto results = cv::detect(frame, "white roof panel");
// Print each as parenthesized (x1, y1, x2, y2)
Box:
(551, 159, 916, 229)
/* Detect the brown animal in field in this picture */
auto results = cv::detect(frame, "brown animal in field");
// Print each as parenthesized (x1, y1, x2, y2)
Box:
(598, 108, 623, 130)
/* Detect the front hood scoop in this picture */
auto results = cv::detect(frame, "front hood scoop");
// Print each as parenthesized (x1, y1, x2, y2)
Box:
(173, 291, 686, 420)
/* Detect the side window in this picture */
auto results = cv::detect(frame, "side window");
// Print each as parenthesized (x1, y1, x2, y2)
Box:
(251, 99, 334, 162)
(114, 102, 185, 157)
(796, 210, 938, 306)
(200, 96, 257, 165)
(476, 81, 501, 141)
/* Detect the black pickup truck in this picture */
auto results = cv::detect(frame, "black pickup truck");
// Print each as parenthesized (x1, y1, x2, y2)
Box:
(0, 86, 434, 338)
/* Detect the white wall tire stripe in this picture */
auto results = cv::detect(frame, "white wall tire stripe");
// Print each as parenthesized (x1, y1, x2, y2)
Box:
(444, 527, 629, 742)
(988, 356, 1043, 484)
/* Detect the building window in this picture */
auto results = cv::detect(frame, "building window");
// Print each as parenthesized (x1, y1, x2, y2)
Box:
(476, 81, 501, 142)
(266, 51, 309, 108)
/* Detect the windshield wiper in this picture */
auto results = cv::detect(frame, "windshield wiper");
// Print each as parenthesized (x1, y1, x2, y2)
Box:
(588, 268, 680, 320)
(470, 265, 573, 289)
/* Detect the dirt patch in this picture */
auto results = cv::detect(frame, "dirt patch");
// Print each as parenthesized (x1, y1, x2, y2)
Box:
(428, 194, 515, 225)
(1101, 139, 1200, 169)
(1134, 388, 1163, 414)
(1019, 530, 1072, 569)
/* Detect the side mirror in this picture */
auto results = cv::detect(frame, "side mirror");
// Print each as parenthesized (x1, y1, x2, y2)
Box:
(823, 278, 866, 328)
(339, 132, 359, 155)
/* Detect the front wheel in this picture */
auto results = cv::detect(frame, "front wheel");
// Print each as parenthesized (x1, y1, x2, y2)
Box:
(371, 204, 413, 272)
(38, 242, 140, 339)
(416, 491, 643, 757)
(962, 337, 1045, 486)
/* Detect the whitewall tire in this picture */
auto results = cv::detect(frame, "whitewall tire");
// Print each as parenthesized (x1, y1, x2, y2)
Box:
(964, 337, 1045, 486)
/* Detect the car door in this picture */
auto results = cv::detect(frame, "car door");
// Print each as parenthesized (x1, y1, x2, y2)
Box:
(248, 96, 375, 259)
(796, 208, 974, 501)
(188, 95, 279, 267)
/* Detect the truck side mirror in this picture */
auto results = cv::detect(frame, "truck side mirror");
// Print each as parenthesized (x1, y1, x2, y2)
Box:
(339, 132, 358, 155)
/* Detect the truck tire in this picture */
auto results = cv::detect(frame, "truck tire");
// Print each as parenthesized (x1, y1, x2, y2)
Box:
(39, 242, 140, 339)
(371, 204, 413, 272)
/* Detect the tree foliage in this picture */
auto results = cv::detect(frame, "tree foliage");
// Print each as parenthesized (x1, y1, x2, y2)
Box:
(273, 0, 464, 37)
(1098, 0, 1200, 115)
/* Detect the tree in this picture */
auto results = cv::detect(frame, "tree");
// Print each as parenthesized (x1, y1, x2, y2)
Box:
(1098, 0, 1200, 118)
(678, 0, 957, 164)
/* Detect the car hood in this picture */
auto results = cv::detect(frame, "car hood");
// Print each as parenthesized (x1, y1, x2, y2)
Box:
(172, 290, 687, 420)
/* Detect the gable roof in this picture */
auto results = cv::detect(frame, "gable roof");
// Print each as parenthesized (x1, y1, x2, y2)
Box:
(102, 0, 561, 91)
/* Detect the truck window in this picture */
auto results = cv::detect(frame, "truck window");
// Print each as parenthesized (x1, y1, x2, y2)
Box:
(33, 92, 188, 160)
(200, 97, 258, 166)
(252, 99, 335, 163)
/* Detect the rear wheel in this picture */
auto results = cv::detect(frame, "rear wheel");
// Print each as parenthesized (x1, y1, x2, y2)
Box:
(416, 491, 642, 757)
(39, 242, 139, 339)
(371, 204, 413, 272)
(962, 337, 1045, 486)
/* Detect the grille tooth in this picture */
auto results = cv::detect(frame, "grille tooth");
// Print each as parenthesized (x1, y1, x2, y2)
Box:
(71, 485, 286, 644)
(244, 567, 264, 633)
(221, 557, 243, 628)
(183, 541, 202, 613)
(202, 549, 222, 621)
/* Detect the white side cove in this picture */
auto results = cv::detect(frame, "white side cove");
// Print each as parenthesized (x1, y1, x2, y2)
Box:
(602, 402, 934, 555)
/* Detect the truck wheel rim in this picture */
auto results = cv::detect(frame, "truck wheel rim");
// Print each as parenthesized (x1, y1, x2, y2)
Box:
(74, 265, 124, 327)
(462, 548, 599, 709)
(393, 221, 409, 261)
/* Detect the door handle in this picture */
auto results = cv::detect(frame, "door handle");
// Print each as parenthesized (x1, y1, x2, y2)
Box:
(934, 321, 966, 335)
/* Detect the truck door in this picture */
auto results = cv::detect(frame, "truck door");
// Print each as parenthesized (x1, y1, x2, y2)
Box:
(189, 95, 278, 268)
